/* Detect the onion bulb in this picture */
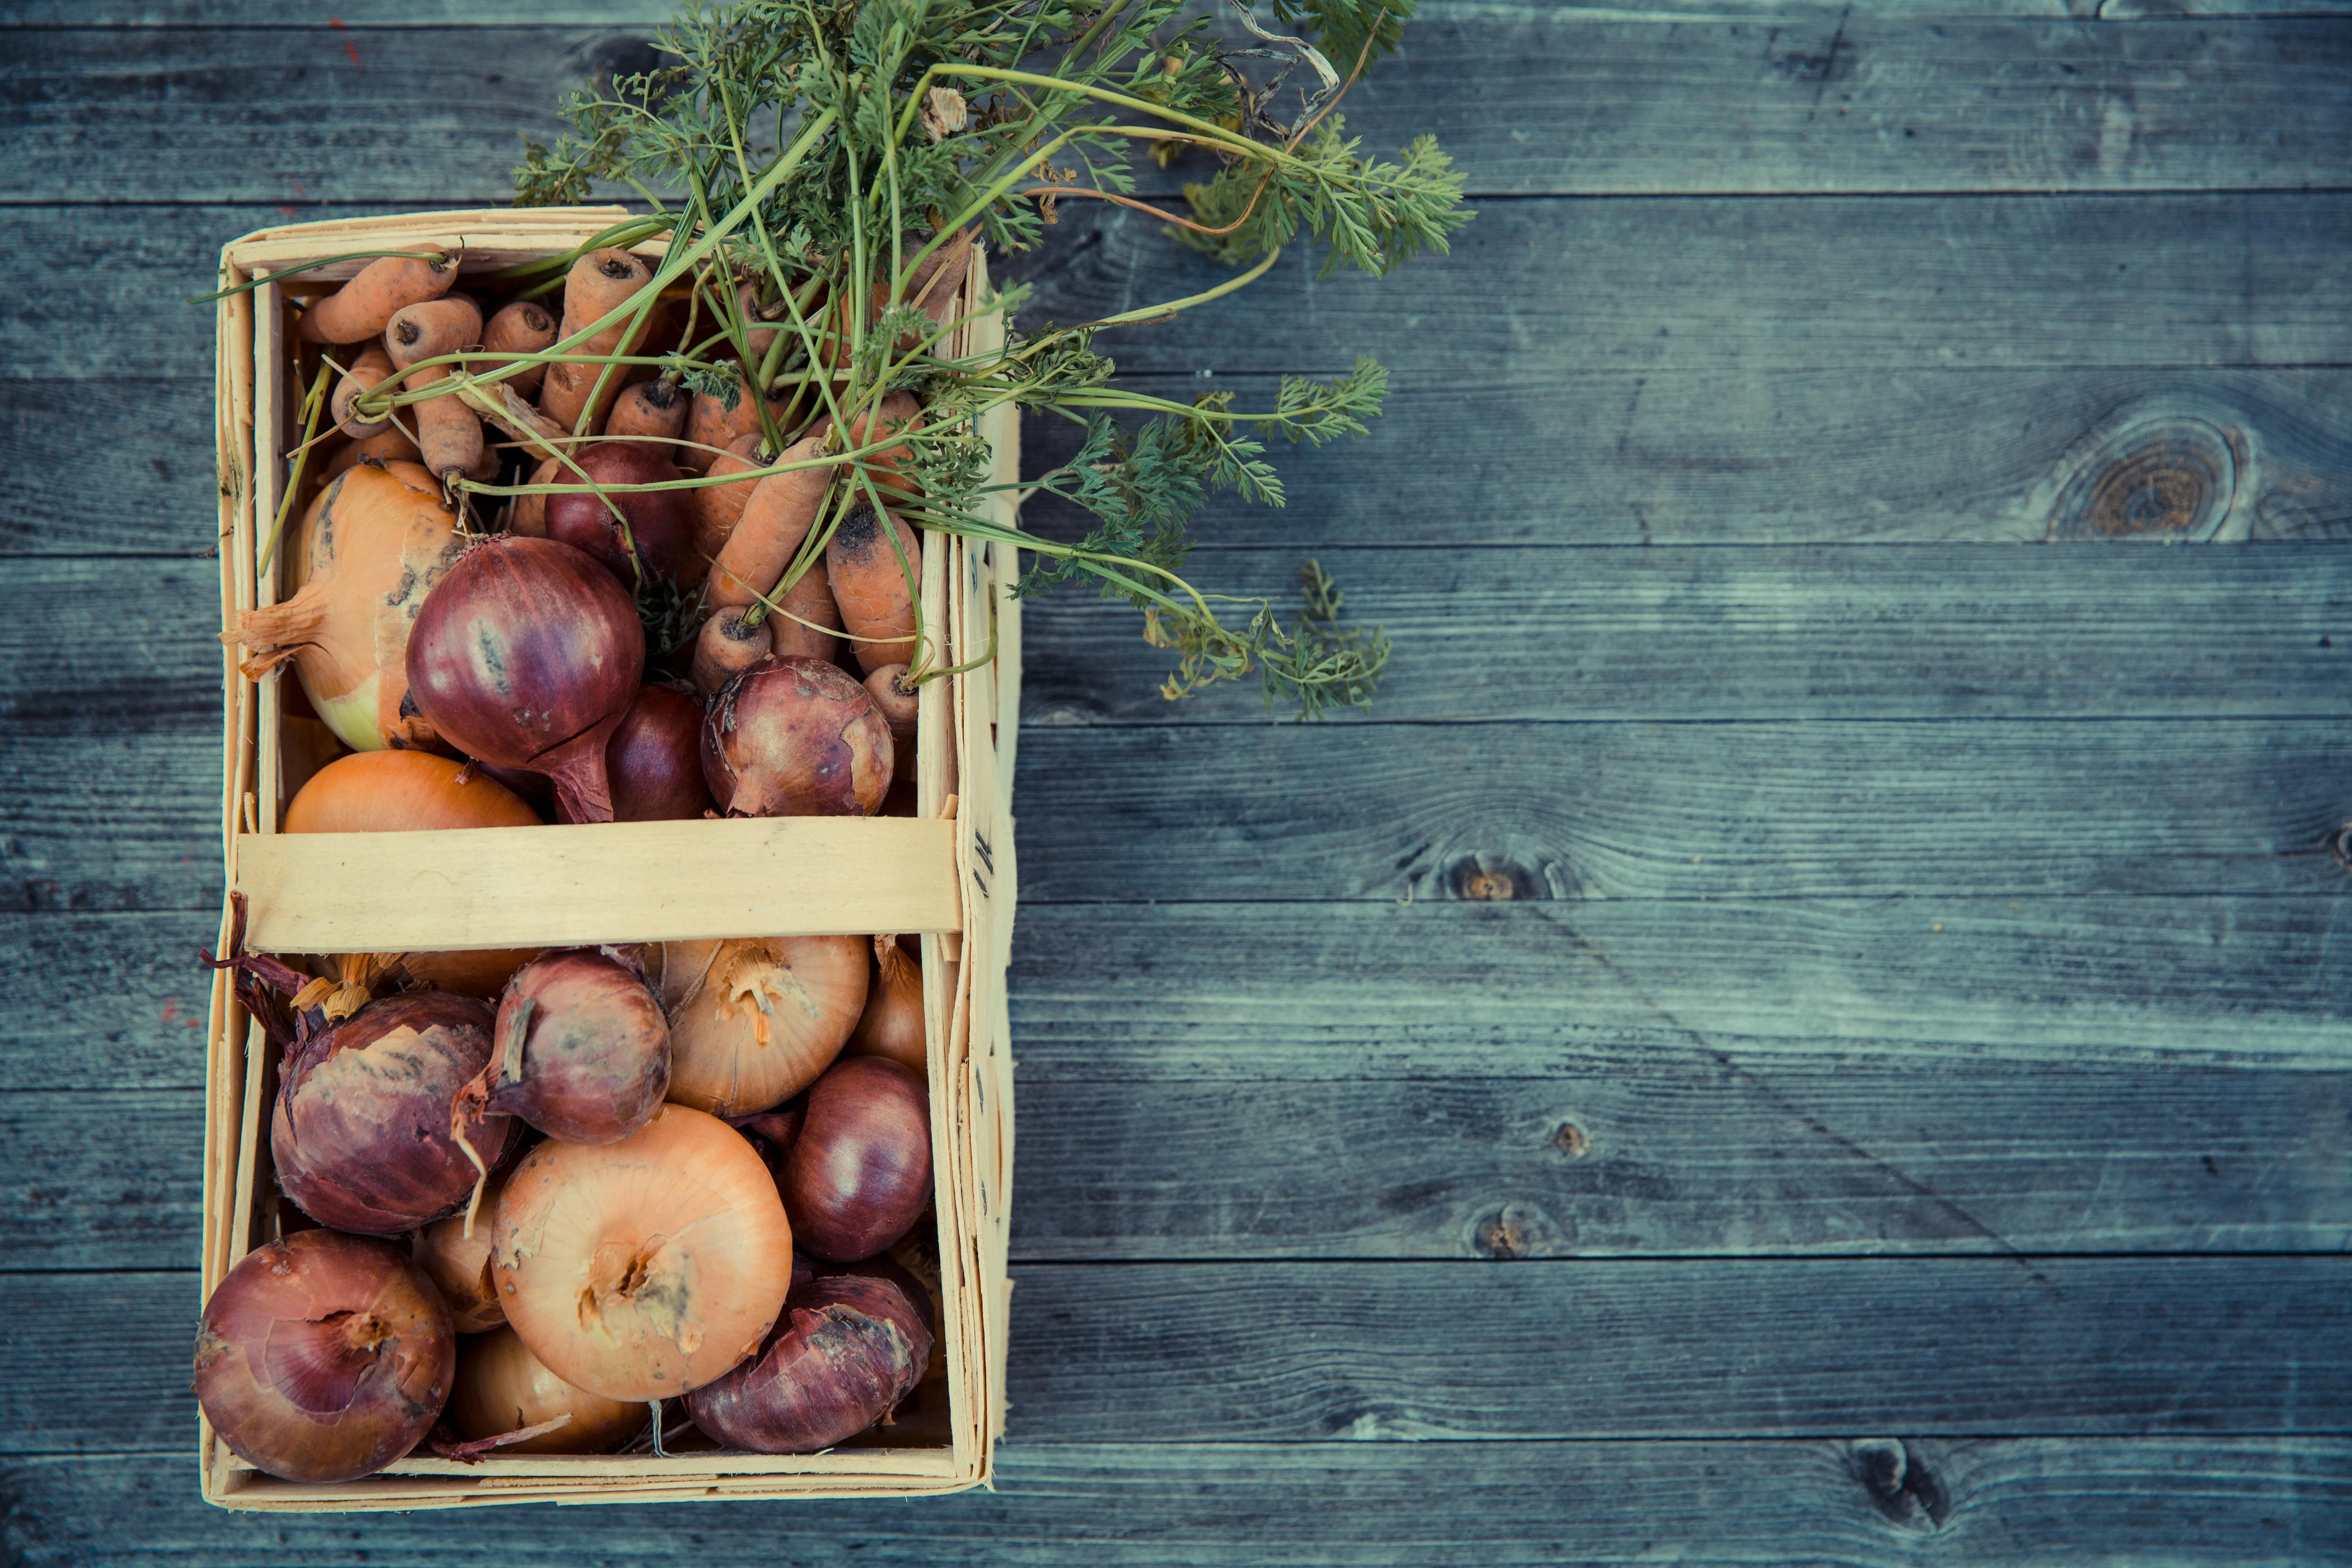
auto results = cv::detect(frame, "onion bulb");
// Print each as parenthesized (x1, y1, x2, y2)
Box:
(414, 1167, 511, 1332)
(703, 656, 891, 817)
(846, 935, 925, 1078)
(784, 1057, 932, 1263)
(478, 948, 670, 1143)
(607, 683, 715, 822)
(541, 441, 695, 589)
(230, 460, 463, 753)
(194, 1230, 454, 1483)
(405, 536, 645, 824)
(397, 947, 542, 1002)
(272, 992, 524, 1235)
(662, 935, 867, 1117)
(283, 750, 540, 834)
(450, 1327, 648, 1455)
(490, 1104, 795, 1401)
(684, 1266, 933, 1453)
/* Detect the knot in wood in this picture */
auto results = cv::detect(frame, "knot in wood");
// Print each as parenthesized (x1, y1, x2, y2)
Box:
(1450, 855, 1540, 901)
(1848, 1439, 1948, 1533)
(1469, 1202, 1564, 1259)
(2047, 412, 2243, 542)
(1551, 1121, 1590, 1159)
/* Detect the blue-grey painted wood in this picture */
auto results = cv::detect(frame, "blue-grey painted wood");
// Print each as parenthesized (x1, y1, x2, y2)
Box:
(3, 1441, 2344, 1564)
(7, 1259, 2348, 1453)
(4, 16, 2345, 201)
(22, 366, 2352, 554)
(18, 194, 2352, 381)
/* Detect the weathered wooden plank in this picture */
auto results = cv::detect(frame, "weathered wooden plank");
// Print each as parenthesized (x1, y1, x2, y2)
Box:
(18, 1024, 2345, 1270)
(2, 1441, 2342, 1563)
(20, 0, 2352, 25)
(1013, 721, 2352, 902)
(0, 916, 220, 1091)
(21, 541, 2352, 739)
(0, 1094, 202, 1272)
(996, 196, 2352, 375)
(27, 367, 2352, 555)
(21, 195, 2352, 382)
(10, 1258, 2347, 1453)
(1019, 543, 2352, 724)
(14, 715, 2352, 910)
(6, 18, 2346, 203)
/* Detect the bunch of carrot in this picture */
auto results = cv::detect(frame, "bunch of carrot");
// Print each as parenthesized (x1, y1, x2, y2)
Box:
(288, 227, 962, 762)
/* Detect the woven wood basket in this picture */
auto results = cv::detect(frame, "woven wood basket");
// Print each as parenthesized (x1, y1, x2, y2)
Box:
(201, 208, 1018, 1511)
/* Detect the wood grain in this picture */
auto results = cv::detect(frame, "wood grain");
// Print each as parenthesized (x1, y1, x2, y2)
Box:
(0, 1441, 2339, 1563)
(6, 17, 2346, 202)
(1010, 721, 2352, 902)
(10, 1258, 2347, 1454)
(15, 715, 2352, 910)
(20, 195, 2352, 382)
(16, 1030, 2344, 1268)
(23, 368, 2352, 555)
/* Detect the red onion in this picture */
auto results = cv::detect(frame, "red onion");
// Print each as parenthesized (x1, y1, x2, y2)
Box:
(683, 1267, 933, 1452)
(606, 682, 715, 821)
(272, 992, 524, 1234)
(406, 536, 645, 823)
(784, 1056, 931, 1262)
(194, 1230, 455, 1483)
(477, 947, 670, 1144)
(543, 441, 694, 588)
(703, 655, 892, 817)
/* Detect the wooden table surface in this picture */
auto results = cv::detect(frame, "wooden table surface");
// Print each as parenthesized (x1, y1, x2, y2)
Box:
(4, 1, 2350, 1561)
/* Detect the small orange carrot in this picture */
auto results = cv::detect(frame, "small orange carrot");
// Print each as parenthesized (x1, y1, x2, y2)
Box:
(480, 300, 558, 398)
(321, 426, 421, 481)
(330, 344, 396, 437)
(825, 500, 921, 673)
(769, 563, 842, 664)
(296, 251, 459, 344)
(691, 432, 766, 565)
(539, 248, 657, 434)
(864, 662, 918, 782)
(690, 605, 772, 697)
(810, 390, 922, 506)
(607, 379, 688, 443)
(706, 436, 831, 610)
(682, 381, 806, 475)
(738, 279, 788, 362)
(510, 454, 559, 537)
(385, 297, 485, 482)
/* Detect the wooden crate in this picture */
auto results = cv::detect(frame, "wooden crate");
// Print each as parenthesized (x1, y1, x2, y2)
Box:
(203, 208, 1020, 1511)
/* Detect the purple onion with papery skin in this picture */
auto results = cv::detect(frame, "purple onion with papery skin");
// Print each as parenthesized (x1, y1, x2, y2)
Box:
(405, 535, 644, 823)
(472, 948, 670, 1144)
(702, 655, 891, 818)
(272, 992, 524, 1234)
(783, 1056, 931, 1262)
(683, 1268, 932, 1452)
(542, 441, 694, 588)
(194, 1230, 455, 1483)
(607, 682, 715, 822)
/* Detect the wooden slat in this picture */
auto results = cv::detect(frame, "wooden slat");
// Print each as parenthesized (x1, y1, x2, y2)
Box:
(4, 18, 2348, 203)
(10, 1258, 2348, 1453)
(1010, 720, 2352, 902)
(232, 818, 962, 951)
(23, 366, 2352, 555)
(0, 1442, 2341, 1561)
(1020, 543, 2352, 724)
(20, 195, 2352, 382)
(15, 713, 2352, 910)
(13, 1022, 2345, 1268)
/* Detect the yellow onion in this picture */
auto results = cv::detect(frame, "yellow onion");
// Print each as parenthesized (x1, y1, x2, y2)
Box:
(845, 935, 925, 1078)
(661, 935, 868, 1117)
(450, 1327, 648, 1454)
(229, 460, 463, 753)
(413, 1167, 511, 1332)
(490, 1104, 795, 1401)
